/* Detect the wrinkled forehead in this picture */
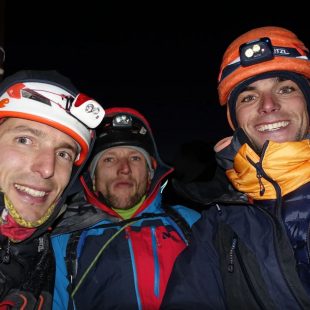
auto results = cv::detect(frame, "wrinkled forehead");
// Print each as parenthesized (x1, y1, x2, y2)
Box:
(239, 77, 303, 92)
(101, 146, 145, 156)
(0, 117, 79, 150)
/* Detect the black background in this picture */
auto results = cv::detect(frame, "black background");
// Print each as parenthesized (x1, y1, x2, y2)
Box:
(3, 2, 310, 164)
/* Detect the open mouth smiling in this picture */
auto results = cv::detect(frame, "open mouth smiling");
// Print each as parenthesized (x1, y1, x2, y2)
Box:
(14, 184, 47, 198)
(256, 121, 289, 132)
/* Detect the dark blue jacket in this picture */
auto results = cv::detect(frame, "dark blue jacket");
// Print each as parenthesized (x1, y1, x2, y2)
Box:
(162, 133, 310, 309)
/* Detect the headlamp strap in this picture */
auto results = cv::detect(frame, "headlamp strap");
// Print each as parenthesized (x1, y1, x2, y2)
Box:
(220, 45, 310, 83)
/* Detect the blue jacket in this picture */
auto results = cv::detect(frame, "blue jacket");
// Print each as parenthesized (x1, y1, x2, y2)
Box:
(52, 107, 201, 309)
(52, 186, 199, 309)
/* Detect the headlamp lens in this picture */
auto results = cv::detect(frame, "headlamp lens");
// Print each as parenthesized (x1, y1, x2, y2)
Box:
(112, 114, 133, 127)
(99, 113, 148, 138)
(239, 37, 274, 67)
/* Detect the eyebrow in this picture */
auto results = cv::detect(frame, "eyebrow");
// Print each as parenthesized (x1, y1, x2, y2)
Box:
(7, 125, 78, 153)
(10, 125, 45, 137)
(103, 150, 143, 156)
(240, 77, 291, 94)
(240, 85, 255, 93)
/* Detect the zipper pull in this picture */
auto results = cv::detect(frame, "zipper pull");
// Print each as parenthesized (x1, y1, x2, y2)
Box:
(247, 156, 266, 197)
(228, 237, 237, 273)
(216, 204, 222, 215)
(257, 172, 265, 196)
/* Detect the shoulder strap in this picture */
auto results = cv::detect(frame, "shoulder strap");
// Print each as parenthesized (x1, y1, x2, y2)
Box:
(65, 230, 83, 295)
(164, 206, 192, 243)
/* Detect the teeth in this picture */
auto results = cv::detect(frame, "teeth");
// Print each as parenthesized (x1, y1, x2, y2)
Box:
(257, 121, 289, 132)
(15, 184, 46, 197)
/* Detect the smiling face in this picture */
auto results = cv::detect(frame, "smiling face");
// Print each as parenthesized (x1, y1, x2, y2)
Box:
(235, 77, 309, 152)
(94, 146, 152, 210)
(0, 118, 78, 222)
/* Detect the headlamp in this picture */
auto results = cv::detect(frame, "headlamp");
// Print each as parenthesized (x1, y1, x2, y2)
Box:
(239, 37, 274, 67)
(69, 93, 104, 129)
(97, 113, 150, 141)
(20, 87, 104, 129)
(112, 114, 133, 128)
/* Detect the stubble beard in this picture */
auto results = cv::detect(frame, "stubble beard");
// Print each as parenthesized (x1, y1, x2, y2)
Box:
(249, 126, 309, 155)
(104, 184, 147, 210)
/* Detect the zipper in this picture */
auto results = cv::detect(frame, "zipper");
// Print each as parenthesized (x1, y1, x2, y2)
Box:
(246, 141, 283, 222)
(151, 226, 160, 297)
(222, 211, 267, 307)
(256, 171, 265, 196)
(245, 145, 307, 307)
(307, 222, 310, 263)
(227, 237, 237, 273)
(230, 235, 268, 310)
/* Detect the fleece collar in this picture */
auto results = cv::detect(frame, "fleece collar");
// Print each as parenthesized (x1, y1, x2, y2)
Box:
(226, 139, 310, 200)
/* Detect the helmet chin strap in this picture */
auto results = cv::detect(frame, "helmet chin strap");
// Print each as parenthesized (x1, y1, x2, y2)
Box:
(3, 194, 56, 228)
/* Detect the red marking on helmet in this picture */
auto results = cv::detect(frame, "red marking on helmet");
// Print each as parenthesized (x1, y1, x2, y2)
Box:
(74, 93, 92, 107)
(0, 98, 9, 107)
(6, 83, 25, 98)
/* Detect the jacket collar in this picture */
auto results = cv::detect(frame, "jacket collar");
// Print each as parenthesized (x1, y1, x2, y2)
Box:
(227, 139, 310, 200)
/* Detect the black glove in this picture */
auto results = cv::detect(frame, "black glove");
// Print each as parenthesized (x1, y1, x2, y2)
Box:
(0, 235, 34, 299)
(0, 290, 37, 309)
(0, 289, 52, 310)
(0, 234, 55, 302)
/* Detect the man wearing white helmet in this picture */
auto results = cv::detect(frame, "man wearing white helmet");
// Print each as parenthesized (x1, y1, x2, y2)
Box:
(162, 26, 310, 309)
(0, 70, 104, 308)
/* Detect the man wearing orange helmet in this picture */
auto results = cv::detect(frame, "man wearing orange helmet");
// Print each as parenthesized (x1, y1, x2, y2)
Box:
(162, 26, 310, 309)
(0, 70, 104, 308)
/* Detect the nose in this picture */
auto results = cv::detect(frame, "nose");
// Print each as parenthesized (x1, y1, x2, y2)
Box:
(31, 149, 55, 179)
(258, 94, 280, 115)
(118, 158, 131, 175)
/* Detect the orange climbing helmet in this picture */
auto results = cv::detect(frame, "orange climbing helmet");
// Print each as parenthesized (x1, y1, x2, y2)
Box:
(217, 26, 310, 129)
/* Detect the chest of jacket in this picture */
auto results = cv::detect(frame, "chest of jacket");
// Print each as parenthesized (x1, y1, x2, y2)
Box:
(67, 217, 187, 309)
(208, 203, 310, 309)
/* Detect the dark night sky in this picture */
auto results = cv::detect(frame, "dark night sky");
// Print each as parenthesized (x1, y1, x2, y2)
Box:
(3, 2, 310, 163)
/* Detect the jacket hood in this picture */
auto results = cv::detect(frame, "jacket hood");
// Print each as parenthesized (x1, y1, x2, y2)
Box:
(80, 107, 173, 215)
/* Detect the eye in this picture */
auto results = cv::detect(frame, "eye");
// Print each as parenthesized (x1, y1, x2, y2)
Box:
(102, 156, 115, 164)
(16, 136, 32, 145)
(130, 155, 142, 162)
(279, 85, 294, 94)
(57, 150, 74, 162)
(241, 94, 257, 103)
(236, 93, 257, 109)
